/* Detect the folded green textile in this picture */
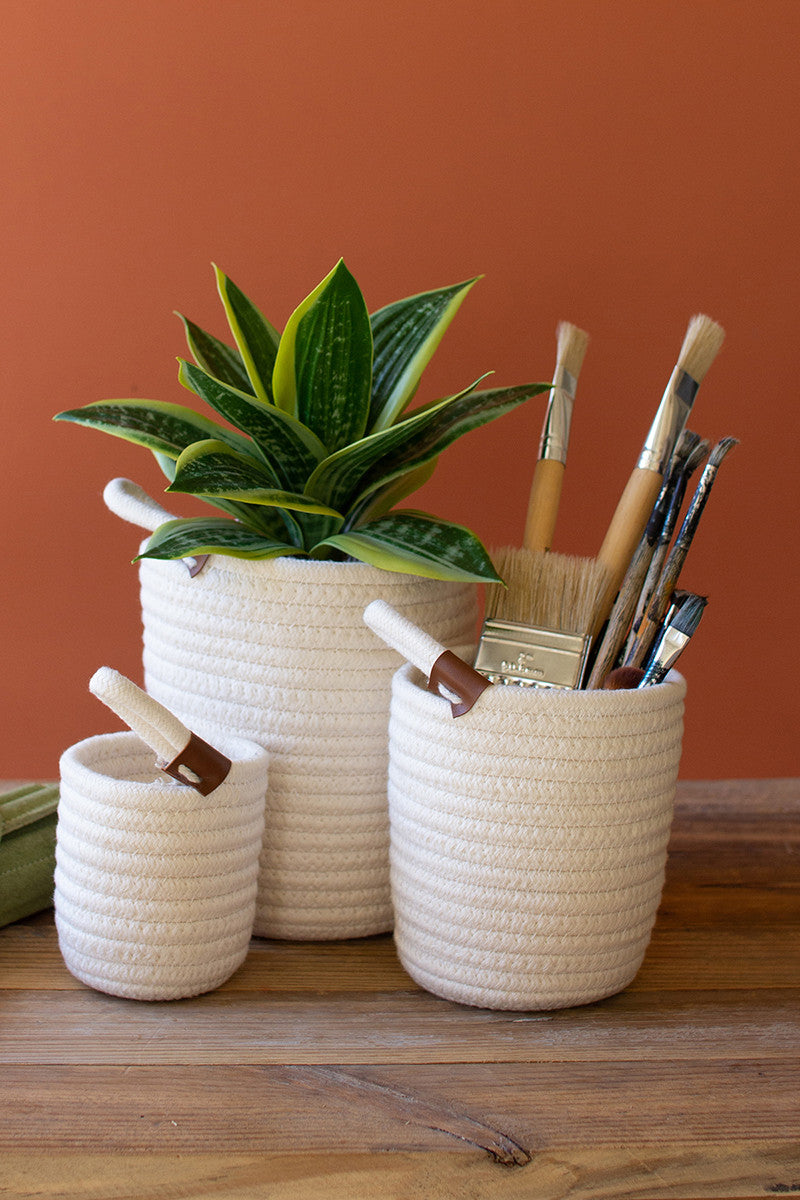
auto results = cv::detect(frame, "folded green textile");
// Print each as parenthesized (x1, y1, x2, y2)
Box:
(0, 783, 59, 927)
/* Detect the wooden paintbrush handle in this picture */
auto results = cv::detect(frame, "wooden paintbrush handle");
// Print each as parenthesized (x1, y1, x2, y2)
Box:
(594, 466, 663, 631)
(523, 458, 564, 553)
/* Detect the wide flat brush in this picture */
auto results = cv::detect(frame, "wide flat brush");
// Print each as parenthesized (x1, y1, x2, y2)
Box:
(474, 546, 612, 689)
(523, 321, 590, 553)
(639, 593, 708, 685)
(592, 314, 725, 633)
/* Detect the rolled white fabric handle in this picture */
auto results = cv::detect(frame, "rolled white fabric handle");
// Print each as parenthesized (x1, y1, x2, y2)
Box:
(363, 599, 449, 677)
(103, 478, 208, 577)
(89, 667, 192, 762)
(363, 600, 491, 718)
(88, 667, 231, 794)
(103, 478, 178, 533)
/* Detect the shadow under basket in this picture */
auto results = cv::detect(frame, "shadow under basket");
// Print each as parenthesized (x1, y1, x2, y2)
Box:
(387, 661, 686, 1011)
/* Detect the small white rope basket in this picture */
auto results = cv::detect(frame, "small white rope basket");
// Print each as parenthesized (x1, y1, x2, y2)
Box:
(55, 669, 269, 1000)
(387, 657, 686, 1010)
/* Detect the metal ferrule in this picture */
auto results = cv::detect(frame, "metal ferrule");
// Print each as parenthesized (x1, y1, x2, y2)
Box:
(637, 366, 699, 475)
(538, 365, 577, 464)
(473, 618, 591, 690)
(641, 625, 690, 686)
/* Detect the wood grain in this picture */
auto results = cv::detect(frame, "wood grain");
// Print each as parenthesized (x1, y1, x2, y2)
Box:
(1, 778, 798, 1199)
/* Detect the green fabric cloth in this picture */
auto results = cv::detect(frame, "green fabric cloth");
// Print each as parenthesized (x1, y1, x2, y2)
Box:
(0, 784, 58, 927)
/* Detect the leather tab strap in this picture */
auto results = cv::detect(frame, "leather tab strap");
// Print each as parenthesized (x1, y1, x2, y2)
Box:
(427, 650, 492, 718)
(162, 732, 232, 795)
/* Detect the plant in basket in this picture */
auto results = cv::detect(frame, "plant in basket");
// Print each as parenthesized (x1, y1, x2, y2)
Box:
(55, 260, 549, 580)
(54, 261, 550, 943)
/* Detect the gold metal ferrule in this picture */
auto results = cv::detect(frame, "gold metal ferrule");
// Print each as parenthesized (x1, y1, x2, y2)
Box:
(637, 367, 699, 475)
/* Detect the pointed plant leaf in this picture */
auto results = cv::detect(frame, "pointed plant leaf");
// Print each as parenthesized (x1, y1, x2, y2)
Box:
(345, 457, 439, 526)
(305, 373, 539, 515)
(175, 312, 253, 393)
(348, 381, 551, 513)
(178, 359, 325, 491)
(135, 517, 303, 562)
(149, 446, 292, 539)
(293, 259, 373, 452)
(368, 277, 479, 432)
(318, 510, 502, 582)
(272, 261, 339, 416)
(167, 439, 342, 516)
(214, 265, 280, 402)
(196, 495, 300, 539)
(54, 399, 255, 460)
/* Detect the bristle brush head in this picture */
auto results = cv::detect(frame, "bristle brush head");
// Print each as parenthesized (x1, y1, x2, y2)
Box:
(672, 592, 707, 636)
(709, 435, 739, 467)
(555, 321, 590, 380)
(677, 314, 726, 383)
(485, 546, 612, 636)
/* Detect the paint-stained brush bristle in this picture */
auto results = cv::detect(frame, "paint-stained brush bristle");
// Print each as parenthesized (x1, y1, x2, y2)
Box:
(485, 546, 612, 635)
(556, 321, 590, 381)
(671, 592, 708, 637)
(677, 314, 725, 383)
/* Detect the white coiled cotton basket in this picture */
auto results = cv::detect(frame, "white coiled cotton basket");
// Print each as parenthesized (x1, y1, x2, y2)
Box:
(55, 730, 268, 1000)
(388, 662, 686, 1010)
(138, 554, 477, 940)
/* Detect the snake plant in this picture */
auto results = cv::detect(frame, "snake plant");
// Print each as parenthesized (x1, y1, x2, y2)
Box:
(55, 261, 548, 581)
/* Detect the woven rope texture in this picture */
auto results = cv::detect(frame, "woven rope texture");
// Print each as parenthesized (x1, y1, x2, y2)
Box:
(139, 555, 477, 939)
(388, 662, 686, 1010)
(55, 730, 268, 1000)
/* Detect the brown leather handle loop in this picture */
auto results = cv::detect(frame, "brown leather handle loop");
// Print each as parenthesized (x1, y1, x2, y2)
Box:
(427, 650, 492, 718)
(162, 732, 233, 795)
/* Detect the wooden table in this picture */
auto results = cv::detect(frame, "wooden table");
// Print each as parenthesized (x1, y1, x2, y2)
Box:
(1, 778, 798, 1199)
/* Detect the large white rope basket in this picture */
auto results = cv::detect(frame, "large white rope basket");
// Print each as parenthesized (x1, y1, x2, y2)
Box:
(387, 659, 686, 1010)
(55, 671, 269, 1001)
(104, 481, 478, 941)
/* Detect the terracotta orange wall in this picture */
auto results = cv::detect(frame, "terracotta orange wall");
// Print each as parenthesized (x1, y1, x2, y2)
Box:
(2, 0, 797, 779)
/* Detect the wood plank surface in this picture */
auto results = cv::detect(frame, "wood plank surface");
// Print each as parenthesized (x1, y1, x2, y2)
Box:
(1, 778, 798, 1200)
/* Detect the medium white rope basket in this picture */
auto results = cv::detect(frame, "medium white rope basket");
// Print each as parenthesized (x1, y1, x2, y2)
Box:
(104, 480, 478, 940)
(387, 657, 686, 1010)
(55, 669, 269, 1000)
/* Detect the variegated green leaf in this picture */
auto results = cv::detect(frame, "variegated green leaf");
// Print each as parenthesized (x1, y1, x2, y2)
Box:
(178, 359, 325, 492)
(54, 399, 254, 460)
(318, 510, 501, 582)
(291, 511, 346, 553)
(303, 373, 497, 513)
(214, 266, 280, 402)
(167, 439, 342, 516)
(348, 381, 551, 513)
(293, 260, 373, 452)
(272, 261, 339, 416)
(344, 458, 438, 526)
(175, 312, 253, 393)
(368, 277, 478, 432)
(136, 517, 302, 562)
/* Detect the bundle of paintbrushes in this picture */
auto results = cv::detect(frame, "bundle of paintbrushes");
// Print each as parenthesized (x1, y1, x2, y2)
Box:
(472, 313, 738, 692)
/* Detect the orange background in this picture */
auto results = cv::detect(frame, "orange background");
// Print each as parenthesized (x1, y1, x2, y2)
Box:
(2, 0, 797, 780)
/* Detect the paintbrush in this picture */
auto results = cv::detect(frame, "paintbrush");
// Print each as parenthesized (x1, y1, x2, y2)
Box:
(473, 547, 612, 689)
(592, 314, 725, 633)
(638, 593, 708, 686)
(622, 434, 711, 662)
(625, 436, 738, 668)
(523, 321, 590, 553)
(585, 430, 701, 689)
